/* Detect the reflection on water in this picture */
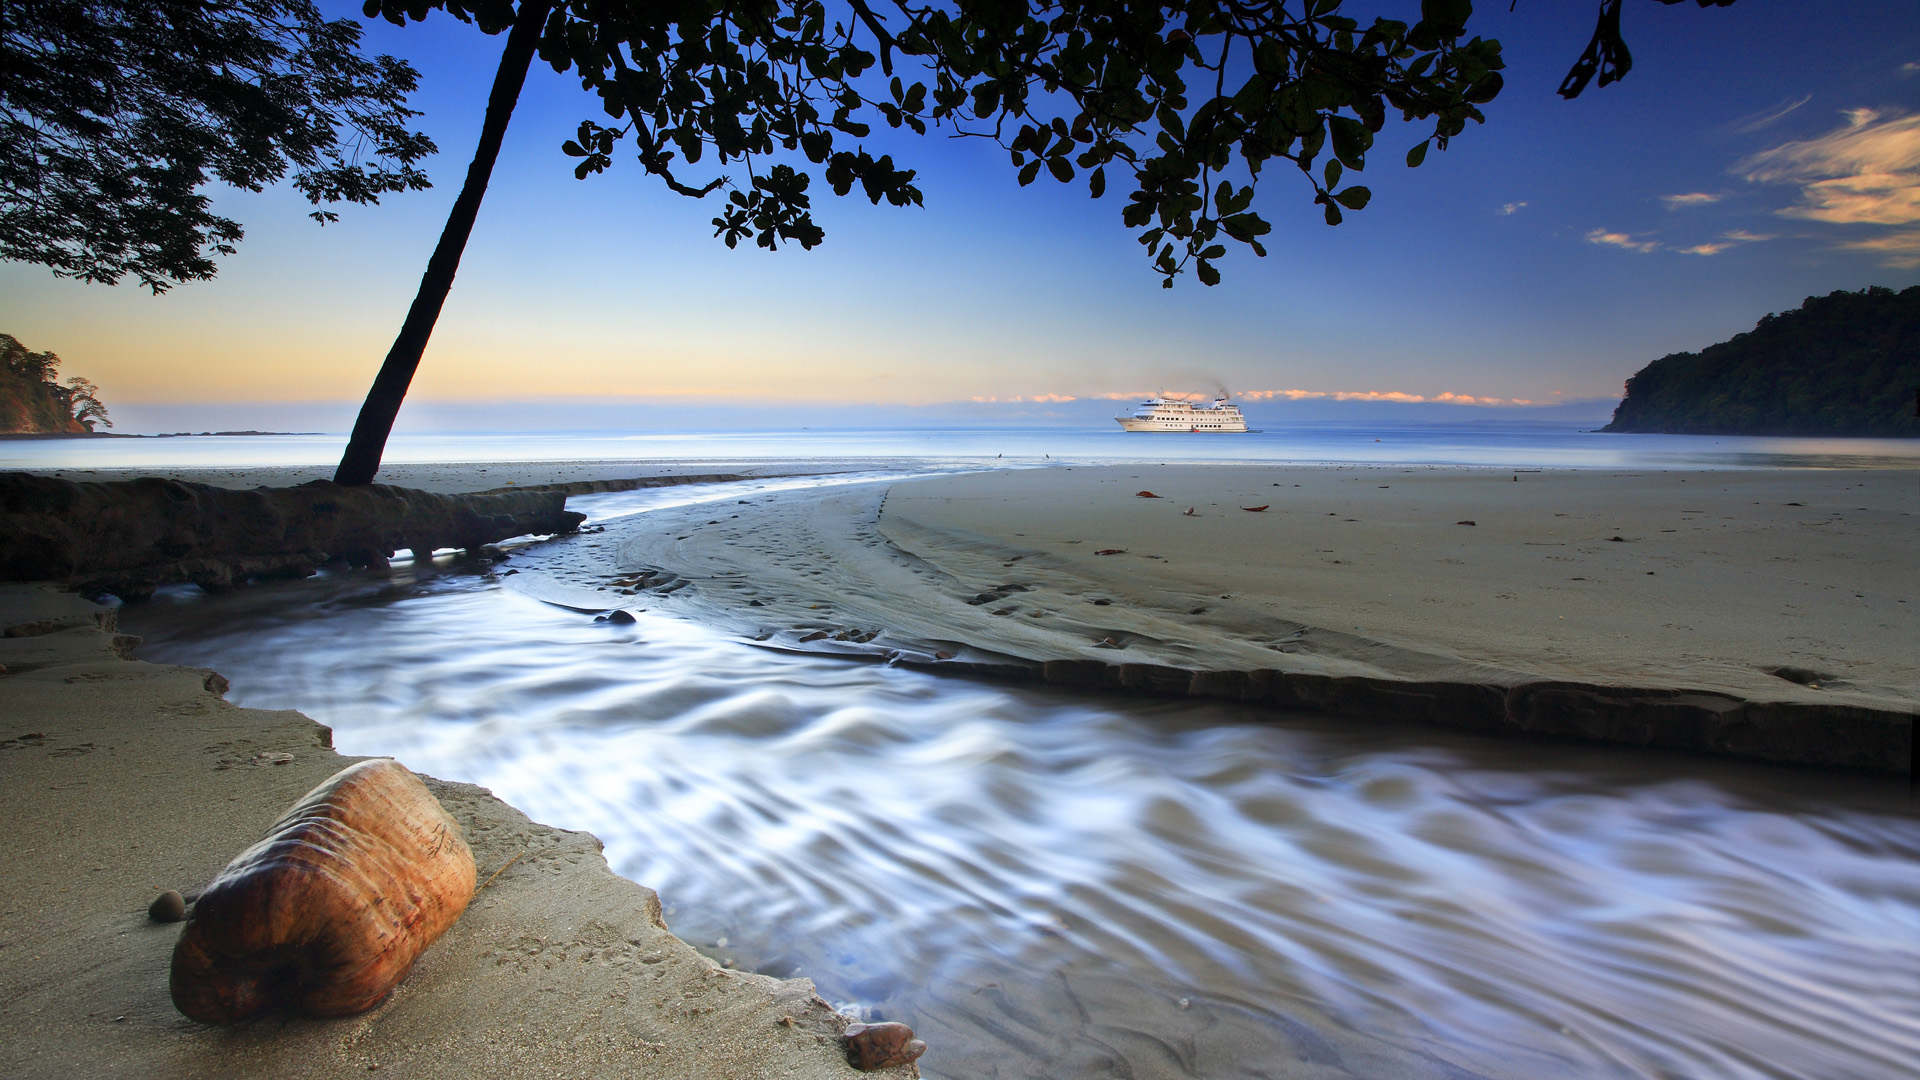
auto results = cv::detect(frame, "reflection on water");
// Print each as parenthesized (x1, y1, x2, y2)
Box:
(126, 488, 1920, 1080)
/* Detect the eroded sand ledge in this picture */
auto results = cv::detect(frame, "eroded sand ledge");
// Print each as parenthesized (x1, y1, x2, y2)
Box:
(595, 465, 1916, 774)
(0, 584, 907, 1079)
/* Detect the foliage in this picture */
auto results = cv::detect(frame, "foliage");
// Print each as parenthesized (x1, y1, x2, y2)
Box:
(1, 0, 436, 292)
(0, 333, 111, 432)
(1558, 0, 1736, 99)
(1604, 287, 1920, 437)
(1, 334, 60, 383)
(64, 376, 112, 429)
(364, 0, 1506, 287)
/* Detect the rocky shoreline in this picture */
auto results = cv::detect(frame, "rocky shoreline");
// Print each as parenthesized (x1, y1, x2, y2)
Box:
(0, 472, 587, 600)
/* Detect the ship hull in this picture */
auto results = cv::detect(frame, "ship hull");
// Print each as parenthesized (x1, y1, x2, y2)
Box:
(1115, 418, 1249, 432)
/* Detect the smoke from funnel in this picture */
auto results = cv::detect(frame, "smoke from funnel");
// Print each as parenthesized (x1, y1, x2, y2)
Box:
(1161, 368, 1234, 400)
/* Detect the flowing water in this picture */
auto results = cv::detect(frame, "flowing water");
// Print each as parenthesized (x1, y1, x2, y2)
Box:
(124, 479, 1920, 1080)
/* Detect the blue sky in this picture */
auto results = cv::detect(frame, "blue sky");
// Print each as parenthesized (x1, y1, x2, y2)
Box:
(3, 0, 1918, 432)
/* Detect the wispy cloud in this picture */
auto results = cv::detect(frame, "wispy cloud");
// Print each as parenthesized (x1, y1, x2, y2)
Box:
(1660, 192, 1723, 210)
(1498, 201, 1528, 216)
(1092, 388, 1544, 407)
(1900, 61, 1920, 77)
(1673, 229, 1778, 256)
(1737, 108, 1920, 227)
(1733, 94, 1814, 134)
(1092, 391, 1210, 401)
(1585, 228, 1659, 253)
(1235, 389, 1537, 406)
(1836, 228, 1920, 268)
(970, 393, 1077, 403)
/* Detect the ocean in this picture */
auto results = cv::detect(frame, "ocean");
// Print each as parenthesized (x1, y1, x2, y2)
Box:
(7, 421, 1920, 474)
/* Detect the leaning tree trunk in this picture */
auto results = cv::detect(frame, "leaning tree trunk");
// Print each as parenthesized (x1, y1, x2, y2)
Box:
(333, 1, 552, 486)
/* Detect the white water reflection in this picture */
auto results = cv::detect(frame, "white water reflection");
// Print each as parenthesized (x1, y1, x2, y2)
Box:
(125, 486, 1920, 1080)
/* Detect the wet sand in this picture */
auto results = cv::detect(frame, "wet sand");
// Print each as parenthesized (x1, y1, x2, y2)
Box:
(0, 584, 901, 1079)
(597, 464, 1917, 771)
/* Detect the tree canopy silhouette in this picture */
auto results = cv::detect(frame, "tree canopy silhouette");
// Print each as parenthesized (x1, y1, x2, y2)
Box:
(0, 0, 435, 292)
(336, 0, 1523, 482)
(1557, 0, 1737, 100)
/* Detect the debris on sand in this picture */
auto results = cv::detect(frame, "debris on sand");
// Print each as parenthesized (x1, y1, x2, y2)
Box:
(842, 1021, 926, 1071)
(148, 890, 187, 923)
(170, 759, 474, 1025)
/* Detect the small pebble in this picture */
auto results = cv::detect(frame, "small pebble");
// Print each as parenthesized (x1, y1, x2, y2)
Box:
(607, 609, 637, 625)
(149, 889, 186, 922)
(843, 1022, 926, 1071)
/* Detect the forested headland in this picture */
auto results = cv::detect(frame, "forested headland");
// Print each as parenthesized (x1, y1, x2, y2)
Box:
(1, 334, 110, 434)
(1604, 287, 1920, 437)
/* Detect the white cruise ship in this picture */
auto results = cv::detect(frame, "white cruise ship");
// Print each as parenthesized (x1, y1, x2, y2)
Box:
(1115, 394, 1250, 432)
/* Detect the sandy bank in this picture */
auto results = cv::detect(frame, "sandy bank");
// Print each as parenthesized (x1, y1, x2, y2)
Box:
(0, 585, 910, 1079)
(590, 465, 1915, 773)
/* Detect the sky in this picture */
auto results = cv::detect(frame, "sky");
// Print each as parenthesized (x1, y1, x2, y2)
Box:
(4, 0, 1919, 433)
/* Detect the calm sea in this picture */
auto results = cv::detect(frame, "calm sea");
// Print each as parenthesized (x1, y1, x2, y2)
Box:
(6, 422, 1920, 473)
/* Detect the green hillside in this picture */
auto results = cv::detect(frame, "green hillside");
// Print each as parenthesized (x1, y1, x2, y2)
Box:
(1603, 286, 1920, 437)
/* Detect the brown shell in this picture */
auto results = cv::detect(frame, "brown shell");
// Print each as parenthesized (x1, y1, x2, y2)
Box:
(170, 758, 476, 1024)
(843, 1021, 927, 1070)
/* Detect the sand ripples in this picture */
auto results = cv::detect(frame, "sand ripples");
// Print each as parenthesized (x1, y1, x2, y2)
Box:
(129, 508, 1919, 1079)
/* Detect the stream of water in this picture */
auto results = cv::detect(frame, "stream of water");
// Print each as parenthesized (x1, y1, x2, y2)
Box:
(124, 479, 1920, 1080)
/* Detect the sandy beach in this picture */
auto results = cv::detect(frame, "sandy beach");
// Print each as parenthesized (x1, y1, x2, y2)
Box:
(590, 464, 1916, 771)
(0, 582, 908, 1079)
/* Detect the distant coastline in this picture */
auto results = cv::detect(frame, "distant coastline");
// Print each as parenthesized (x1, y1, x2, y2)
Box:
(0, 430, 321, 441)
(1603, 286, 1920, 438)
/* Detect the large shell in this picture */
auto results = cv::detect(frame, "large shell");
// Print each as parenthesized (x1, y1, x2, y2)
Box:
(170, 758, 476, 1024)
